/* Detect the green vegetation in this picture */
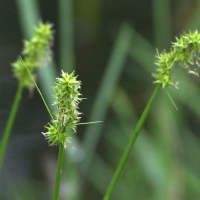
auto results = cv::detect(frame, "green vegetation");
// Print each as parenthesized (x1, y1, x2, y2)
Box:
(0, 22, 53, 170)
(1, 1, 200, 200)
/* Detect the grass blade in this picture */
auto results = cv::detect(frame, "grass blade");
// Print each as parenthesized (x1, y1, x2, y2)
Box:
(152, 0, 172, 49)
(81, 23, 134, 179)
(15, 0, 40, 38)
(59, 0, 75, 72)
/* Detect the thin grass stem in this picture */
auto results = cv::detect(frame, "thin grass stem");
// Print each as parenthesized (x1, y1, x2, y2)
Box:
(20, 57, 54, 120)
(77, 121, 103, 125)
(23, 57, 65, 200)
(0, 83, 23, 170)
(166, 89, 178, 110)
(103, 83, 161, 200)
(53, 144, 65, 200)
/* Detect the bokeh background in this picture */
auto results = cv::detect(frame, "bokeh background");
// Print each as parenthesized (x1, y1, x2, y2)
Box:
(1, 0, 200, 199)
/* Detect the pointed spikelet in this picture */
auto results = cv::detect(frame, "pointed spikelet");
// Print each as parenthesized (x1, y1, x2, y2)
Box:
(12, 22, 54, 90)
(42, 71, 82, 147)
(153, 30, 200, 88)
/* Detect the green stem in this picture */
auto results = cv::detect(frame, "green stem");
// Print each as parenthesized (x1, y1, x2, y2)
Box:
(53, 144, 65, 200)
(20, 57, 54, 120)
(0, 83, 23, 170)
(103, 83, 161, 200)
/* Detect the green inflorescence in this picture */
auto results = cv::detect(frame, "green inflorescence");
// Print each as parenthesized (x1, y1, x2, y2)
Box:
(42, 71, 82, 147)
(153, 30, 200, 88)
(12, 22, 54, 90)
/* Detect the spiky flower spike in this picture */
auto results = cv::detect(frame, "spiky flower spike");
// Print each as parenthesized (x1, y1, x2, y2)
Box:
(42, 71, 82, 148)
(12, 22, 53, 90)
(153, 30, 200, 89)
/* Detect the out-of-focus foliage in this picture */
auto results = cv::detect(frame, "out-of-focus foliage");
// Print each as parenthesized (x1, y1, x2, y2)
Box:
(12, 22, 53, 89)
(1, 0, 200, 200)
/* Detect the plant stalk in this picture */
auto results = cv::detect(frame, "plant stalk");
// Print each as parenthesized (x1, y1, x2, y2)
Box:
(0, 83, 23, 170)
(103, 83, 161, 200)
(53, 144, 65, 200)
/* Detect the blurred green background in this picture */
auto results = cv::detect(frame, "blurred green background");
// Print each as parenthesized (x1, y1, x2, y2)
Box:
(1, 0, 200, 199)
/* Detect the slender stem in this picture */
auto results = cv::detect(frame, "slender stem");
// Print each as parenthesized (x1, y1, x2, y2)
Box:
(166, 89, 178, 110)
(20, 56, 54, 120)
(53, 144, 65, 200)
(0, 83, 23, 170)
(103, 84, 161, 200)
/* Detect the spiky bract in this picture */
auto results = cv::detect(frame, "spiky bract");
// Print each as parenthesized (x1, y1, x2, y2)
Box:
(153, 30, 200, 88)
(43, 71, 82, 147)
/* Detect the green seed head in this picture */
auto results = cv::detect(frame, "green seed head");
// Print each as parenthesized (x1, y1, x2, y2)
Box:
(42, 71, 82, 147)
(12, 22, 54, 90)
(153, 30, 200, 88)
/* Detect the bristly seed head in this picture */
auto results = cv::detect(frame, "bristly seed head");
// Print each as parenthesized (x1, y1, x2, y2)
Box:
(42, 71, 82, 147)
(12, 22, 54, 90)
(152, 30, 200, 89)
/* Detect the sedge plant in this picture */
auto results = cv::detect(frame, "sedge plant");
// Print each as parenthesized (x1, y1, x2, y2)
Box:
(44, 71, 82, 200)
(103, 30, 200, 200)
(0, 22, 53, 170)
(24, 68, 81, 200)
(23, 62, 100, 199)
